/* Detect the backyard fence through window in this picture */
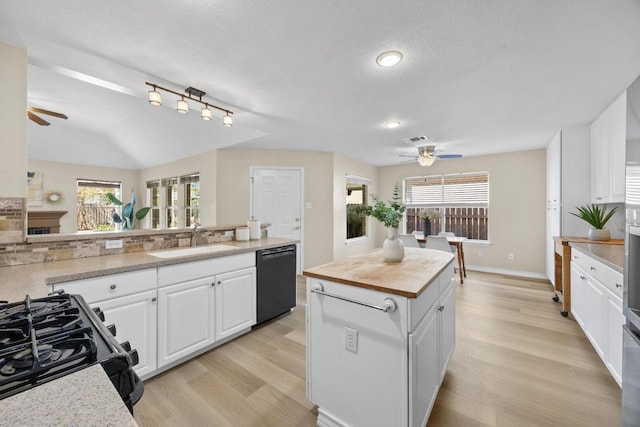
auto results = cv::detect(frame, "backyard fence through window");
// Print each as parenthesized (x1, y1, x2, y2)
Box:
(403, 172, 489, 241)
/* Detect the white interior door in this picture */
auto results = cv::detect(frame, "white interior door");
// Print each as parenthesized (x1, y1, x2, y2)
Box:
(251, 167, 303, 272)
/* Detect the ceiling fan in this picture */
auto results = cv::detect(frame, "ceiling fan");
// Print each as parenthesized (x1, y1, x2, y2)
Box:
(27, 106, 68, 126)
(400, 144, 463, 167)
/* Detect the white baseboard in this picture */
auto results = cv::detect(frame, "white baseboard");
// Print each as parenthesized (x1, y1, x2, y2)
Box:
(466, 265, 549, 281)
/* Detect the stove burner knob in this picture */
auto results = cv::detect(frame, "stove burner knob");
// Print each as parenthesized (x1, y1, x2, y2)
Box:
(107, 324, 117, 336)
(120, 341, 132, 351)
(92, 307, 105, 321)
(128, 349, 140, 366)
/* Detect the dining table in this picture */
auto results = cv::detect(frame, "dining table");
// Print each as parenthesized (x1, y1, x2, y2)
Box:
(416, 235, 467, 284)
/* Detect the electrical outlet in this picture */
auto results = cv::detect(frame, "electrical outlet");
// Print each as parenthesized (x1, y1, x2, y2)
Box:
(508, 252, 514, 260)
(224, 230, 234, 237)
(344, 327, 358, 353)
(105, 239, 123, 249)
(478, 249, 483, 257)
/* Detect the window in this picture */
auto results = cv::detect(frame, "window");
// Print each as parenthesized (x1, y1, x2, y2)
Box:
(403, 172, 489, 240)
(77, 179, 121, 231)
(146, 173, 200, 229)
(346, 175, 370, 239)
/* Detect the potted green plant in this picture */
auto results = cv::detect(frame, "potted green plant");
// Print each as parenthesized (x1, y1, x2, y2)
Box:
(357, 184, 406, 261)
(570, 204, 617, 241)
(106, 188, 151, 230)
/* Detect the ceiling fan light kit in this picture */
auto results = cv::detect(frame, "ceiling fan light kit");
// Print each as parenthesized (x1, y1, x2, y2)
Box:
(145, 81, 234, 126)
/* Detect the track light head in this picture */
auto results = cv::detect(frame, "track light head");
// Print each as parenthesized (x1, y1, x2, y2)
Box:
(201, 107, 212, 121)
(223, 113, 233, 127)
(177, 98, 188, 114)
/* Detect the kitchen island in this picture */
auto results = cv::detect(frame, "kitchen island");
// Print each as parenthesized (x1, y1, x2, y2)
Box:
(303, 247, 455, 427)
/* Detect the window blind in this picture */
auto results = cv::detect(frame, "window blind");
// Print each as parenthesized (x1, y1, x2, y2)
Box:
(404, 172, 489, 207)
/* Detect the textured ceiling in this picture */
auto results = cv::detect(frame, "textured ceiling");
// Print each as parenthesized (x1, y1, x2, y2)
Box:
(1, 0, 640, 169)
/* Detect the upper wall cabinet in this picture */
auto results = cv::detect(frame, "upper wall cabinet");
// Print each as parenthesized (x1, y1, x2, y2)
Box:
(591, 91, 627, 204)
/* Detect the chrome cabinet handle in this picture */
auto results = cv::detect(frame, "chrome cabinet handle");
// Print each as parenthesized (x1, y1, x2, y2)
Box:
(110, 284, 117, 290)
(311, 283, 397, 313)
(590, 266, 596, 271)
(579, 275, 586, 280)
(151, 297, 157, 302)
(616, 283, 622, 288)
(437, 305, 444, 312)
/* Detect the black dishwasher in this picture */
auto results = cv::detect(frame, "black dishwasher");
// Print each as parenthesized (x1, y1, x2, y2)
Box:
(256, 245, 297, 325)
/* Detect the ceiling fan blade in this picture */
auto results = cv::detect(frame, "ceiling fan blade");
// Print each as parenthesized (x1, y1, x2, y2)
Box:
(27, 110, 50, 126)
(399, 154, 418, 158)
(28, 106, 68, 120)
(436, 154, 463, 159)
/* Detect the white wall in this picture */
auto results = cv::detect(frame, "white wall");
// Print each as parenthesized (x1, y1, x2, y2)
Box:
(378, 149, 547, 276)
(0, 41, 27, 197)
(27, 160, 139, 234)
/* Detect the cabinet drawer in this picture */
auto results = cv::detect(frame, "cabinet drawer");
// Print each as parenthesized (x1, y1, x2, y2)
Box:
(158, 252, 255, 287)
(572, 248, 622, 298)
(53, 268, 157, 304)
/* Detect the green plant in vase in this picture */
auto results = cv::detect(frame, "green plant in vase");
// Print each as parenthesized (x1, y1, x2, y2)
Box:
(106, 189, 151, 230)
(570, 204, 617, 241)
(357, 183, 406, 261)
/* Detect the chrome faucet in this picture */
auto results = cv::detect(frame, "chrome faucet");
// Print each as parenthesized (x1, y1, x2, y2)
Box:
(190, 223, 206, 247)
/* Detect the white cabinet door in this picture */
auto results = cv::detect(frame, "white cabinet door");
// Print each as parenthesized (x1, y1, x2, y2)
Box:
(94, 290, 157, 378)
(409, 303, 440, 427)
(215, 267, 256, 341)
(583, 275, 605, 358)
(157, 276, 215, 368)
(591, 116, 609, 203)
(439, 281, 456, 381)
(606, 294, 625, 386)
(610, 91, 627, 202)
(571, 263, 587, 328)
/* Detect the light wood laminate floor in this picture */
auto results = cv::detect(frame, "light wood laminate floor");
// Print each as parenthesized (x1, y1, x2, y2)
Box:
(134, 272, 621, 426)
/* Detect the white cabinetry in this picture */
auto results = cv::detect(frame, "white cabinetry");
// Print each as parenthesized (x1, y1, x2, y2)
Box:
(591, 90, 627, 203)
(157, 252, 256, 369)
(545, 126, 591, 284)
(215, 268, 256, 340)
(51, 269, 158, 378)
(157, 276, 215, 367)
(570, 248, 624, 386)
(307, 260, 455, 427)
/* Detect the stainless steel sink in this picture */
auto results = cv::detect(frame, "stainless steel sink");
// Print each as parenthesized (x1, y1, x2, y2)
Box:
(148, 244, 238, 258)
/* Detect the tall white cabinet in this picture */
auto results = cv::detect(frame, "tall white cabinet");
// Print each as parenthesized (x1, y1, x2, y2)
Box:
(545, 126, 591, 284)
(590, 90, 627, 204)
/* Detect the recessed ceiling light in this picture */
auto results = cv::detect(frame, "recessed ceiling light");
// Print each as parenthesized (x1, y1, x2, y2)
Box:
(385, 121, 401, 129)
(376, 50, 403, 67)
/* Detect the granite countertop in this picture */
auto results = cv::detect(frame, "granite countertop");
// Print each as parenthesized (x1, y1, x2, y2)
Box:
(2, 365, 137, 426)
(0, 237, 297, 302)
(569, 241, 624, 273)
(303, 247, 454, 298)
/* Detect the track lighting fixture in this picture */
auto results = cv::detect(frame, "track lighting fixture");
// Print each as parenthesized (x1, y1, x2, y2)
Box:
(148, 86, 162, 106)
(201, 107, 212, 121)
(223, 113, 233, 127)
(176, 97, 189, 114)
(145, 82, 234, 126)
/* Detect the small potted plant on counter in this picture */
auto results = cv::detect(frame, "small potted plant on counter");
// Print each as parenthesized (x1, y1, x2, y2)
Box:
(570, 204, 617, 241)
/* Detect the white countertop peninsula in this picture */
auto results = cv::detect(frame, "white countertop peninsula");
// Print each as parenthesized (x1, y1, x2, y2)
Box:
(303, 248, 455, 427)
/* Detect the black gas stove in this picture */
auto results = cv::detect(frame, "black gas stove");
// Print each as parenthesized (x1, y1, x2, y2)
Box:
(0, 291, 143, 413)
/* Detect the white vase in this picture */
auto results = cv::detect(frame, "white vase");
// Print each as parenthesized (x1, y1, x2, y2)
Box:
(588, 228, 610, 241)
(382, 227, 405, 262)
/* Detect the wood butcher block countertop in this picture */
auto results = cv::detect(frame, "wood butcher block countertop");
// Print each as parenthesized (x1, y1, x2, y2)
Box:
(303, 247, 455, 298)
